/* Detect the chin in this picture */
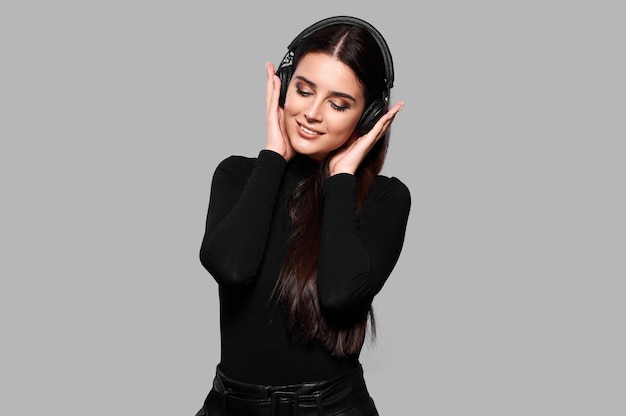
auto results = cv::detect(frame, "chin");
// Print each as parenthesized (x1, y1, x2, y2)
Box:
(290, 143, 325, 162)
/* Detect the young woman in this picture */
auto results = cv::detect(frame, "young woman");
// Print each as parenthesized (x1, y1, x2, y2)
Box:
(196, 16, 410, 416)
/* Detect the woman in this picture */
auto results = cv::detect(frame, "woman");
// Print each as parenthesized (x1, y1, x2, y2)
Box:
(196, 16, 410, 416)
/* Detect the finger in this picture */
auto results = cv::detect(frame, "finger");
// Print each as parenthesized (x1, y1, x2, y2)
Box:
(380, 101, 404, 127)
(265, 62, 276, 111)
(266, 75, 282, 135)
(366, 100, 405, 140)
(268, 74, 281, 116)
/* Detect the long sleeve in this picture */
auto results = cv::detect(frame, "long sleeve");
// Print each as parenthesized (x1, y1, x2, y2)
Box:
(199, 150, 286, 286)
(317, 173, 411, 314)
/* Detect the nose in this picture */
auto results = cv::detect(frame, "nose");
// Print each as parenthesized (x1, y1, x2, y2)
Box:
(304, 99, 323, 123)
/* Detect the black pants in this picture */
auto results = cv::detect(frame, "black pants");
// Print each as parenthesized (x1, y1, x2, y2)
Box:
(195, 364, 379, 416)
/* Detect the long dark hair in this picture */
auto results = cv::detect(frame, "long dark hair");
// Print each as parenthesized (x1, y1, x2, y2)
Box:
(274, 23, 391, 357)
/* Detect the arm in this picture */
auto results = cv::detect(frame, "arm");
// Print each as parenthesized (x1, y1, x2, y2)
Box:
(316, 174, 411, 314)
(199, 62, 291, 285)
(199, 150, 286, 286)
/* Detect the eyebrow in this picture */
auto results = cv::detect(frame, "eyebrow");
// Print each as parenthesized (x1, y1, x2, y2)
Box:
(294, 75, 357, 102)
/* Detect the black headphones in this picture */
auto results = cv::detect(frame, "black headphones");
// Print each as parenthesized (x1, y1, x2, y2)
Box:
(276, 16, 394, 136)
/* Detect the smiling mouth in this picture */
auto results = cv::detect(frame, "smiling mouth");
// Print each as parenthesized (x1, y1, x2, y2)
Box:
(298, 122, 323, 136)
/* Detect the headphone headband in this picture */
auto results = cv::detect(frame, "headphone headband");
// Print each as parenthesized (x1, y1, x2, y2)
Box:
(283, 16, 394, 90)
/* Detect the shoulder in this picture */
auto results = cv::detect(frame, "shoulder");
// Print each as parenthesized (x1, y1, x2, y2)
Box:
(216, 155, 256, 173)
(359, 175, 411, 216)
(216, 155, 256, 172)
(212, 155, 257, 184)
(218, 150, 286, 173)
(211, 150, 287, 191)
(358, 175, 411, 224)
(369, 175, 411, 203)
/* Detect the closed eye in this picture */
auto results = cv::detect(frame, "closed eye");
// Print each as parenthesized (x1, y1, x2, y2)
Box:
(295, 84, 312, 97)
(330, 101, 349, 112)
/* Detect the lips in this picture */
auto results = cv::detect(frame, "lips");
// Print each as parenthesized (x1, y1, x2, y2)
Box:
(297, 122, 324, 137)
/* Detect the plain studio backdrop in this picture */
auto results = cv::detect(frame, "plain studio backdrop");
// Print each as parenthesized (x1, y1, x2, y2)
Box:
(3, 0, 625, 415)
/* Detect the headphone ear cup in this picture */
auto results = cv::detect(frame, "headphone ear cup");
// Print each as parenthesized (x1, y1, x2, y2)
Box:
(356, 99, 387, 136)
(276, 65, 292, 108)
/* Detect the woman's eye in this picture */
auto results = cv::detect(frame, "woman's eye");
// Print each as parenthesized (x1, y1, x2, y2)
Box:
(330, 102, 349, 112)
(295, 86, 312, 97)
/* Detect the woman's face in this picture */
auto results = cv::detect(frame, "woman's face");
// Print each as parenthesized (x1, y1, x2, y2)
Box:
(283, 52, 366, 162)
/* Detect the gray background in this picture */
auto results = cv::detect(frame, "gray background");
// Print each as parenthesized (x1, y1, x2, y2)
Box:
(5, 0, 625, 414)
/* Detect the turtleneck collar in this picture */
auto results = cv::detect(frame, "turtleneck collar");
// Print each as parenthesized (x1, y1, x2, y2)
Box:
(288, 153, 321, 177)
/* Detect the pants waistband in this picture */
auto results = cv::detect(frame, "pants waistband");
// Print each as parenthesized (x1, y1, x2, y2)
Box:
(213, 364, 364, 397)
(205, 364, 376, 416)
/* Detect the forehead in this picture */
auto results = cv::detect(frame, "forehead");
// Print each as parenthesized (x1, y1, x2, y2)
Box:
(293, 52, 364, 98)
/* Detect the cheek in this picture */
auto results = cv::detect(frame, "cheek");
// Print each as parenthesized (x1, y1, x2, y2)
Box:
(328, 112, 361, 136)
(283, 86, 301, 113)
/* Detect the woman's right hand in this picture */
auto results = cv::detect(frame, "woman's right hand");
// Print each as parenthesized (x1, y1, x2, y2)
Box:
(265, 62, 294, 161)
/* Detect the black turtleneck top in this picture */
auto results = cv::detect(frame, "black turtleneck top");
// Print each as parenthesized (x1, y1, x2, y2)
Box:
(199, 150, 410, 385)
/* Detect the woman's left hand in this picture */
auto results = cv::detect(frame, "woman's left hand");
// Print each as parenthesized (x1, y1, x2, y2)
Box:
(328, 101, 404, 176)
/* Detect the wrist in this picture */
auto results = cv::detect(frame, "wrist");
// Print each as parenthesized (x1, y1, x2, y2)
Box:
(329, 168, 355, 176)
(329, 162, 356, 176)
